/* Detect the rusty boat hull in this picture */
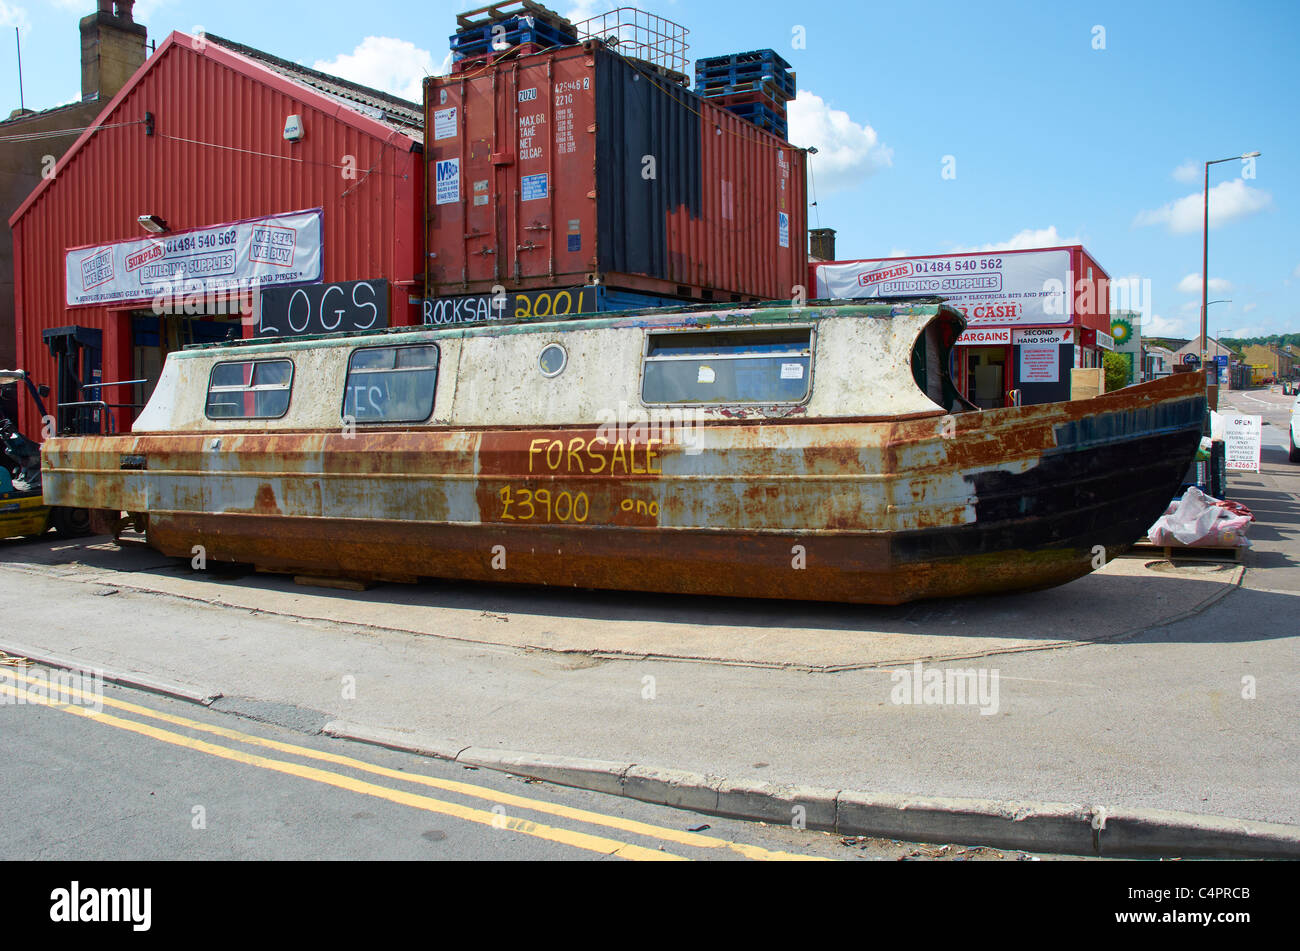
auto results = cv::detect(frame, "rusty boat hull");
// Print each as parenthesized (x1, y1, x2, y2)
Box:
(43, 356, 1205, 605)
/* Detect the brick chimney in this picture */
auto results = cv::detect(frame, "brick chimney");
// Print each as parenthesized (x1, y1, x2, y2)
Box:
(809, 228, 836, 262)
(80, 0, 148, 101)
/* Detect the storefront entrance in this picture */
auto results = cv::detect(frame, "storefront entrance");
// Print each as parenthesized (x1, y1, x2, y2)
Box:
(964, 347, 1008, 409)
(129, 310, 243, 424)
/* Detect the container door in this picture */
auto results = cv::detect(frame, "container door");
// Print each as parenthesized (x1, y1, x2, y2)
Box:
(428, 76, 498, 291)
(427, 49, 598, 298)
(507, 52, 598, 290)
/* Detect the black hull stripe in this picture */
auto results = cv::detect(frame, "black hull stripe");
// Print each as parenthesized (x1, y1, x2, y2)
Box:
(893, 425, 1202, 565)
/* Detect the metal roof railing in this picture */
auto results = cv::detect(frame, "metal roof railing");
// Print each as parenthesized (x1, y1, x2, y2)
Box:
(573, 7, 690, 76)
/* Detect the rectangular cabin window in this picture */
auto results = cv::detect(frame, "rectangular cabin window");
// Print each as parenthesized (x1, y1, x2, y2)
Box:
(343, 345, 439, 423)
(642, 328, 813, 405)
(205, 360, 294, 420)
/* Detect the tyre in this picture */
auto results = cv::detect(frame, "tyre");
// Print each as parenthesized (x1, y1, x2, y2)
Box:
(51, 506, 93, 538)
(1290, 432, 1300, 464)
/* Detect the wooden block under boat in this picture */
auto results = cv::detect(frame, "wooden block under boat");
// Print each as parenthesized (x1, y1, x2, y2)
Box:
(293, 575, 375, 592)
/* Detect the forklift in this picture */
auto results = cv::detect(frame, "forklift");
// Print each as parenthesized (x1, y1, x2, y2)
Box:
(0, 370, 91, 540)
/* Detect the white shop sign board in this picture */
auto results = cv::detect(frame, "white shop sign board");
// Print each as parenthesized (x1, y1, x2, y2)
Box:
(1224, 415, 1262, 472)
(814, 249, 1073, 326)
(954, 327, 1011, 346)
(66, 209, 323, 306)
(1019, 345, 1060, 383)
(1013, 328, 1073, 345)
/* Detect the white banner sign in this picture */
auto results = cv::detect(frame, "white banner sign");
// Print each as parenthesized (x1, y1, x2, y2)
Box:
(1224, 415, 1262, 473)
(815, 249, 1073, 326)
(955, 327, 1011, 346)
(1019, 345, 1060, 383)
(66, 210, 323, 306)
(1013, 328, 1073, 346)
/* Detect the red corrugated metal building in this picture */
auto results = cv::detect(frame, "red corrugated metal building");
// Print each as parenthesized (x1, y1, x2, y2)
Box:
(8, 30, 424, 435)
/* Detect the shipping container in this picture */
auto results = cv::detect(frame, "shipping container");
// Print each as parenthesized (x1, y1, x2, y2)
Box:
(425, 42, 807, 304)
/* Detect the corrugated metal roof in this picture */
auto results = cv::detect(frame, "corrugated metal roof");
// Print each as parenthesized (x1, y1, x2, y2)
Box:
(204, 33, 425, 142)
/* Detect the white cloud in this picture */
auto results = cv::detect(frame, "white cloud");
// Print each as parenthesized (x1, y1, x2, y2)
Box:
(1146, 313, 1191, 337)
(0, 1, 30, 33)
(1222, 324, 1264, 338)
(129, 0, 175, 23)
(1241, 302, 1258, 314)
(788, 91, 892, 192)
(1171, 160, 1200, 184)
(1176, 274, 1231, 295)
(563, 0, 609, 25)
(949, 225, 1081, 254)
(313, 37, 442, 104)
(1134, 178, 1272, 234)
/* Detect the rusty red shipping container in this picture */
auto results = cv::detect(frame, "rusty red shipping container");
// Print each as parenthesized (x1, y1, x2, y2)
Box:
(425, 42, 807, 304)
(8, 31, 425, 436)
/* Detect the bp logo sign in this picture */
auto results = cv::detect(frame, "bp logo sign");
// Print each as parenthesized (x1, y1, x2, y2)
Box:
(1111, 317, 1134, 346)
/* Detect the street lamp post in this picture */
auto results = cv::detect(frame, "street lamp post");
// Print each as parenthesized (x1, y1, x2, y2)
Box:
(1201, 152, 1260, 374)
(1205, 299, 1231, 383)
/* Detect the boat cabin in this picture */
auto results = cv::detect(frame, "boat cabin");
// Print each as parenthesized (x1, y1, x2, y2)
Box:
(134, 301, 969, 434)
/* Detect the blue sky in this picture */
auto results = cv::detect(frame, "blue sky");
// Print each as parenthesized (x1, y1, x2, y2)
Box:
(3, 0, 1296, 339)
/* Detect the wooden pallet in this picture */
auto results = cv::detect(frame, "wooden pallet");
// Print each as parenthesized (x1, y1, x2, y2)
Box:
(1122, 539, 1245, 563)
(698, 76, 794, 103)
(457, 0, 574, 32)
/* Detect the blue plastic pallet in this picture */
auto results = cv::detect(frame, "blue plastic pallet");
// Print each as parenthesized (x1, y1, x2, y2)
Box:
(451, 17, 576, 56)
(696, 48, 793, 72)
(721, 102, 787, 137)
(697, 65, 795, 100)
(722, 100, 786, 121)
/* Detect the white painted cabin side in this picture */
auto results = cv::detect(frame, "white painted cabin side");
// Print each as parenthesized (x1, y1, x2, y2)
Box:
(132, 308, 952, 435)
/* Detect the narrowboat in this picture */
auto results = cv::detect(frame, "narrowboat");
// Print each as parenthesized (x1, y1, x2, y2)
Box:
(40, 301, 1207, 604)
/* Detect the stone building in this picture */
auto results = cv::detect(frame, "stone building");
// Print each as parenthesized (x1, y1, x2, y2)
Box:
(1241, 343, 1295, 381)
(1, 2, 148, 419)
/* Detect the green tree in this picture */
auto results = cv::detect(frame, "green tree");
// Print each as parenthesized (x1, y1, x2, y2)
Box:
(1103, 350, 1131, 391)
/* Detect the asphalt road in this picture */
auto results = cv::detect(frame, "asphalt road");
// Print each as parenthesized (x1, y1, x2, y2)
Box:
(0, 673, 818, 861)
(1, 669, 1053, 862)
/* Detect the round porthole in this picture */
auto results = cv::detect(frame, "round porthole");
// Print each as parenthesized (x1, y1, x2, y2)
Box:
(538, 343, 567, 378)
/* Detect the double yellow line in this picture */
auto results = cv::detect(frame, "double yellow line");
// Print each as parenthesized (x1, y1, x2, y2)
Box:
(1, 670, 822, 861)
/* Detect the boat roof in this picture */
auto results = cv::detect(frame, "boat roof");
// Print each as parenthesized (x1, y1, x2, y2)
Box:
(183, 298, 963, 355)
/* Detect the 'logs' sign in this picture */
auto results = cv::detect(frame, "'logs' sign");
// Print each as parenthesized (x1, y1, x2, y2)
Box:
(256, 280, 389, 337)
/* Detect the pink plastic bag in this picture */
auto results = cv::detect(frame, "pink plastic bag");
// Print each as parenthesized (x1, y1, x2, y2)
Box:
(1147, 487, 1252, 549)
